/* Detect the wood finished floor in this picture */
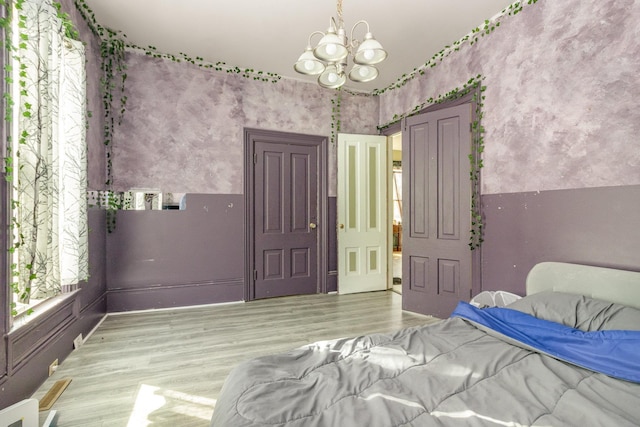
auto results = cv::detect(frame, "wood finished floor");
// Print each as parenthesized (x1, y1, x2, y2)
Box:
(33, 291, 439, 427)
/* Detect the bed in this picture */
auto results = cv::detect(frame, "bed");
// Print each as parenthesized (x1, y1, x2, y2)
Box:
(211, 262, 640, 426)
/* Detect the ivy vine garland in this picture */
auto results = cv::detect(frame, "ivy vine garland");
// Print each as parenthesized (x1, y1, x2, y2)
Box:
(71, 0, 124, 231)
(469, 84, 485, 250)
(138, 46, 281, 83)
(330, 89, 342, 145)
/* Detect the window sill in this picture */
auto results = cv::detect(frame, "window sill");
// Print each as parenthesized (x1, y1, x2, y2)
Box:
(10, 290, 80, 332)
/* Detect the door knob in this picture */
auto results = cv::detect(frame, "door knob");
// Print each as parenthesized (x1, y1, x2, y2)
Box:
(309, 222, 317, 229)
(339, 224, 344, 229)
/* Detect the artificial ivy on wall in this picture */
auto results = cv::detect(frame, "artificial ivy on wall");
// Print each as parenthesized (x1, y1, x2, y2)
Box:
(72, 0, 127, 232)
(469, 84, 486, 251)
(330, 89, 342, 145)
(139, 46, 281, 84)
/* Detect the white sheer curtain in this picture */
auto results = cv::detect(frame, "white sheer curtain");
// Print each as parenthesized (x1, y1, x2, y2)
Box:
(12, 0, 88, 308)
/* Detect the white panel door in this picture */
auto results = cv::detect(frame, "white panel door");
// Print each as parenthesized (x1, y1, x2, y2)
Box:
(337, 133, 388, 294)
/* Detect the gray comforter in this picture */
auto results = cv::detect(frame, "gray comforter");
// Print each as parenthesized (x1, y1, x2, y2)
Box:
(211, 292, 640, 426)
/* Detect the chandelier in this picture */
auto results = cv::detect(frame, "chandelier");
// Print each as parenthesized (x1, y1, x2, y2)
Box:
(294, 0, 388, 89)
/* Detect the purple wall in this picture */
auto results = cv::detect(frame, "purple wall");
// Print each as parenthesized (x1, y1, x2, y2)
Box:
(481, 185, 640, 295)
(106, 194, 244, 311)
(0, 0, 108, 409)
(105, 194, 339, 309)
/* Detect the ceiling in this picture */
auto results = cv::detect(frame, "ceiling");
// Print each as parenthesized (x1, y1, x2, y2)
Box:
(82, 0, 515, 93)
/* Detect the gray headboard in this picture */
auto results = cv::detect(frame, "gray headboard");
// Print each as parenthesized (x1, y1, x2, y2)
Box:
(526, 262, 640, 310)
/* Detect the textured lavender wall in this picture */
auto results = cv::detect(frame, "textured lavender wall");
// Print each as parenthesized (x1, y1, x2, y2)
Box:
(379, 0, 640, 195)
(112, 54, 378, 196)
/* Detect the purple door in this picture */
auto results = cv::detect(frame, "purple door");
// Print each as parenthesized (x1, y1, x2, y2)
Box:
(402, 104, 473, 318)
(248, 131, 323, 300)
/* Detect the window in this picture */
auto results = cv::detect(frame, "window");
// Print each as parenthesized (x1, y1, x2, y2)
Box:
(9, 0, 88, 318)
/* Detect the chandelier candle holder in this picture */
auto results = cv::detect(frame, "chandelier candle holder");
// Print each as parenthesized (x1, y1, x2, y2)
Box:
(294, 0, 387, 89)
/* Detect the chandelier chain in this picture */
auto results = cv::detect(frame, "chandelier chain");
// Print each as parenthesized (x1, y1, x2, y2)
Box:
(337, 0, 344, 27)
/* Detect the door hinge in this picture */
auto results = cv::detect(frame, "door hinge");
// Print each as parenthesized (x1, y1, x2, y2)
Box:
(253, 270, 258, 281)
(253, 152, 257, 164)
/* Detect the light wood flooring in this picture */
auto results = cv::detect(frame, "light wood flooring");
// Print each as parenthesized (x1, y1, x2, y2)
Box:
(33, 291, 439, 427)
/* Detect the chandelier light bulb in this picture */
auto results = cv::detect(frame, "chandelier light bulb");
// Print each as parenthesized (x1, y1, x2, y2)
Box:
(294, 46, 326, 75)
(318, 63, 346, 88)
(325, 43, 337, 55)
(359, 67, 369, 77)
(353, 32, 387, 65)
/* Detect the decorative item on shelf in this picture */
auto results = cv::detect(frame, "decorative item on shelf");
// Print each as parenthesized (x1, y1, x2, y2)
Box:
(294, 0, 387, 89)
(129, 188, 163, 210)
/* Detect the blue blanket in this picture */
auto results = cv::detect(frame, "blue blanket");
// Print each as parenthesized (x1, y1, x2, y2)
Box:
(451, 302, 640, 383)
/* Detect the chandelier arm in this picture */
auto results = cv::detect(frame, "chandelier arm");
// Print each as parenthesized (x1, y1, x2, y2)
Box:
(349, 20, 371, 50)
(307, 30, 326, 48)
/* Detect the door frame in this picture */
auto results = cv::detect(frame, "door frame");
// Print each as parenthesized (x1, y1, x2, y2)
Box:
(381, 88, 482, 298)
(386, 132, 402, 291)
(243, 128, 328, 301)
